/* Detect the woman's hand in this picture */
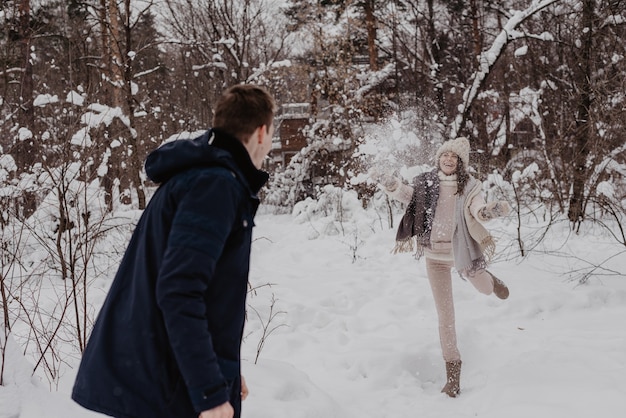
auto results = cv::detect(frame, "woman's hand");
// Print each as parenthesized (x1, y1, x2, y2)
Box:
(368, 166, 384, 182)
(368, 167, 399, 192)
(478, 201, 511, 221)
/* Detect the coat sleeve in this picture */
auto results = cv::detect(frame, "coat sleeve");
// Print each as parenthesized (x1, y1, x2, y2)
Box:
(467, 179, 512, 222)
(467, 183, 487, 221)
(155, 169, 242, 413)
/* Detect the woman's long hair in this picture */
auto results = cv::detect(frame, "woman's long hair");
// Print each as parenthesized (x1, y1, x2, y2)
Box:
(455, 159, 469, 195)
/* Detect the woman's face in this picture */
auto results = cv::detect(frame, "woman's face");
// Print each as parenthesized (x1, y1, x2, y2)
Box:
(439, 151, 459, 175)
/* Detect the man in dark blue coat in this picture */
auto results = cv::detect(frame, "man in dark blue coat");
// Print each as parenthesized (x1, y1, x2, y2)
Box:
(72, 84, 276, 418)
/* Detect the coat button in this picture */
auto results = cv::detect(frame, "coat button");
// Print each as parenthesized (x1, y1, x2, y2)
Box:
(243, 220, 248, 227)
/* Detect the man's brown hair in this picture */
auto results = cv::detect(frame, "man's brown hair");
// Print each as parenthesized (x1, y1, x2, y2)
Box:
(213, 84, 276, 143)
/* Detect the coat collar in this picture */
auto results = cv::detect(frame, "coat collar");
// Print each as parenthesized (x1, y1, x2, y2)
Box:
(209, 129, 269, 195)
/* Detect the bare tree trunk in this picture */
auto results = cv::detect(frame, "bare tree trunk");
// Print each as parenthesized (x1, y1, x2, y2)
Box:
(364, 0, 378, 71)
(14, 0, 39, 217)
(497, 12, 512, 166)
(98, 0, 146, 209)
(0, 272, 9, 332)
(122, 0, 146, 209)
(99, 0, 112, 104)
(118, 0, 146, 209)
(426, 0, 445, 120)
(108, 0, 125, 108)
(568, 0, 594, 228)
(17, 0, 33, 132)
(98, 0, 115, 211)
(469, 0, 482, 57)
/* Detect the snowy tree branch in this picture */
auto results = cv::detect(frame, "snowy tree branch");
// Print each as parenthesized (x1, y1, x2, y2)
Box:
(451, 0, 562, 138)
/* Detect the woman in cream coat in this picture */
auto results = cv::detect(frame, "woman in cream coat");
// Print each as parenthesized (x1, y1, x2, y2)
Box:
(371, 137, 511, 397)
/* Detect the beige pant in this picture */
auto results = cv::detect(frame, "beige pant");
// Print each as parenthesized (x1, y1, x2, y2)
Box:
(425, 256, 494, 362)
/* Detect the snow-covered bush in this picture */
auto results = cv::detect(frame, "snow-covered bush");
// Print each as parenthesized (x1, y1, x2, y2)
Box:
(291, 184, 379, 240)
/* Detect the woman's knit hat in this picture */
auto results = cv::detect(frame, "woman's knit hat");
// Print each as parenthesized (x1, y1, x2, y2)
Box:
(435, 136, 470, 167)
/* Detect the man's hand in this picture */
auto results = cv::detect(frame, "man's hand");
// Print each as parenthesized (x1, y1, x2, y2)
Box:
(199, 402, 234, 418)
(198, 375, 247, 418)
(241, 375, 249, 401)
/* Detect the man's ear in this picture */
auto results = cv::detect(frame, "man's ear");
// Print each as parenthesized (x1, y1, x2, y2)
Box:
(257, 125, 268, 144)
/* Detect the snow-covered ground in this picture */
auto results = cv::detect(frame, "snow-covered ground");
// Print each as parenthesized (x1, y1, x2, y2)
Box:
(2, 203, 626, 418)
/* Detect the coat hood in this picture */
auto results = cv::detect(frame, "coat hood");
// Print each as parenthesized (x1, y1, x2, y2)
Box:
(144, 129, 269, 193)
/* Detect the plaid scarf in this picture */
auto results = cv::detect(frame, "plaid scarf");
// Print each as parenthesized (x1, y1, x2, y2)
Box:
(393, 170, 439, 256)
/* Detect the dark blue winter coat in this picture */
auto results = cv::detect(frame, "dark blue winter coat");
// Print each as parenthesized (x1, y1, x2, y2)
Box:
(72, 129, 269, 418)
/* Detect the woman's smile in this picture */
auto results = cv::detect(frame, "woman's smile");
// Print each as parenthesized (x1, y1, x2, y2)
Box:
(439, 152, 459, 175)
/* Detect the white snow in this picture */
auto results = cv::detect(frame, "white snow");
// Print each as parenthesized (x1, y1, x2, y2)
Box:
(18, 127, 33, 142)
(271, 60, 292, 68)
(72, 104, 137, 145)
(2, 198, 625, 418)
(0, 154, 17, 172)
(81, 104, 129, 129)
(70, 127, 92, 147)
(514, 45, 528, 57)
(33, 94, 59, 107)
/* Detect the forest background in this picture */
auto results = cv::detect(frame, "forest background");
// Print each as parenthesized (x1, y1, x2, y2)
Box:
(1, 0, 625, 399)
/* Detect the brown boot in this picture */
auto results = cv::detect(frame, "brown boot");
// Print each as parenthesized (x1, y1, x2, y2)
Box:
(488, 271, 509, 299)
(441, 360, 462, 397)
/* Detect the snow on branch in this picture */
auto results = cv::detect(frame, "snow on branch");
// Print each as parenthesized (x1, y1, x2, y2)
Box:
(133, 66, 163, 79)
(247, 60, 292, 83)
(592, 142, 626, 179)
(192, 62, 229, 71)
(600, 13, 626, 29)
(354, 63, 395, 101)
(72, 104, 136, 147)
